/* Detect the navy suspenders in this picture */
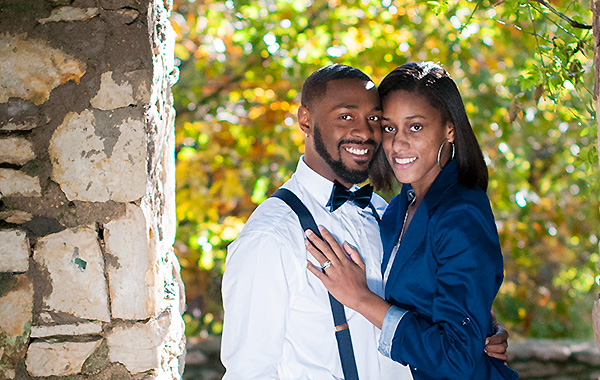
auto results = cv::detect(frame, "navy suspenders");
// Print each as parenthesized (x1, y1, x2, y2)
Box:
(271, 188, 360, 380)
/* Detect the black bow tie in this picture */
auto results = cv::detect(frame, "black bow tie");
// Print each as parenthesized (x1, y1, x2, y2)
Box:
(327, 180, 373, 212)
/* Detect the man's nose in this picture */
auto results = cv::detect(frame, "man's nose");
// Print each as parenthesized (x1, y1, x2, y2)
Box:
(350, 118, 373, 140)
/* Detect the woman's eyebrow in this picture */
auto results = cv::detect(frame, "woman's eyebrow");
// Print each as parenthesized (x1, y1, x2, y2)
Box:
(382, 114, 425, 121)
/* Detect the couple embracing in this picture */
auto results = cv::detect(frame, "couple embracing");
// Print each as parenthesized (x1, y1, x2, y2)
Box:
(221, 62, 519, 380)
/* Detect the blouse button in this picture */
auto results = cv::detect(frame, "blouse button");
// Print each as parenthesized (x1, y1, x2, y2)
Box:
(462, 317, 471, 326)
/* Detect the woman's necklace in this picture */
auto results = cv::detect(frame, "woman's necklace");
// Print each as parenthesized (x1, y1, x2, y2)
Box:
(383, 189, 417, 286)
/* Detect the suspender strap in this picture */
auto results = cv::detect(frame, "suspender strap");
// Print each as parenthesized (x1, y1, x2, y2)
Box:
(271, 188, 360, 380)
(368, 203, 381, 224)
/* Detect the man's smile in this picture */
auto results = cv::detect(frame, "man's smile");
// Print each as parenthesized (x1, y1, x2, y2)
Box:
(345, 146, 369, 156)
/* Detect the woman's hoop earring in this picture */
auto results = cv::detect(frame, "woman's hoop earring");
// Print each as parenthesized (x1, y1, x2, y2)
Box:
(437, 140, 455, 170)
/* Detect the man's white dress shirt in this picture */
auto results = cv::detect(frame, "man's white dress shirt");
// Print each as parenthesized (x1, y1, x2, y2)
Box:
(221, 157, 413, 380)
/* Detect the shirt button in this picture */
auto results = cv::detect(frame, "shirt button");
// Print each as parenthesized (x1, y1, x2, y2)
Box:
(358, 229, 363, 235)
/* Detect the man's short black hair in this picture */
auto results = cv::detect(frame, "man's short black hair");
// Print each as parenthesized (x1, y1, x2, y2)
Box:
(301, 64, 372, 108)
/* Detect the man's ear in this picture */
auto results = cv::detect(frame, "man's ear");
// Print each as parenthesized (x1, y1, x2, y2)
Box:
(446, 122, 455, 142)
(298, 105, 312, 134)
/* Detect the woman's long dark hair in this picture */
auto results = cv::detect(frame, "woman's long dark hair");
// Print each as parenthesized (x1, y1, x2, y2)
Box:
(370, 62, 488, 192)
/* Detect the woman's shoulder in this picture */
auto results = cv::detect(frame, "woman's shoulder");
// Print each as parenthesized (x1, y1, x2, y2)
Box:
(437, 182, 492, 214)
(427, 183, 499, 241)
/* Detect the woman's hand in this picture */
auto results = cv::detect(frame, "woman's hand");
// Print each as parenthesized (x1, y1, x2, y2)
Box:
(305, 226, 375, 312)
(305, 225, 392, 329)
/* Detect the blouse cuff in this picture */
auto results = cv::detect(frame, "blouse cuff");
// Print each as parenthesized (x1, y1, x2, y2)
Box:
(378, 305, 407, 358)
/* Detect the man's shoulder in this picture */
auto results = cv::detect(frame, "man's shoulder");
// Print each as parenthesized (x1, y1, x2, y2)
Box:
(243, 196, 298, 230)
(232, 195, 305, 248)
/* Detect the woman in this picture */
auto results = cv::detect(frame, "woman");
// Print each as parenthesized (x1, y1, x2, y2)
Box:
(305, 62, 518, 379)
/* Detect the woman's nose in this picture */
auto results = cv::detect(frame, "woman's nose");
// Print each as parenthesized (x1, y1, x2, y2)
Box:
(391, 131, 409, 151)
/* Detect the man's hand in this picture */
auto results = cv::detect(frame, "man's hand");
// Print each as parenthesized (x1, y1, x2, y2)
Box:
(485, 310, 509, 361)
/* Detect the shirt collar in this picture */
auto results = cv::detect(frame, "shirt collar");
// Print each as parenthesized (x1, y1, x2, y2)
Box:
(293, 156, 360, 209)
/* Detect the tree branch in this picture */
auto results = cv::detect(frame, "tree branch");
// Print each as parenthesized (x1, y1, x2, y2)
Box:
(534, 0, 592, 29)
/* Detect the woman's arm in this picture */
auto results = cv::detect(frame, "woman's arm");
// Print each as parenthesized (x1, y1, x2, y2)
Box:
(384, 202, 503, 377)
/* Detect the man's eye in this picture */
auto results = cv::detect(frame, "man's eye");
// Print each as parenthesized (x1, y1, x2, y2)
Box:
(340, 115, 353, 120)
(369, 115, 380, 121)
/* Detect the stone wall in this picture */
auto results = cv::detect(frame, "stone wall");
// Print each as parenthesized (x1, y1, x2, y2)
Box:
(0, 0, 184, 378)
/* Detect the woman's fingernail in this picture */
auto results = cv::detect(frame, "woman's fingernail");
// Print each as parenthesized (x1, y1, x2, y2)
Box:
(318, 225, 324, 231)
(305, 230, 312, 237)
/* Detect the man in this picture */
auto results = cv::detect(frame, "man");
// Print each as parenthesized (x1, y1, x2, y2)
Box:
(221, 65, 506, 379)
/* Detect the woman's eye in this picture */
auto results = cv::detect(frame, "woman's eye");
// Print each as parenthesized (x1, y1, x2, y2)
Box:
(383, 125, 395, 133)
(409, 124, 423, 132)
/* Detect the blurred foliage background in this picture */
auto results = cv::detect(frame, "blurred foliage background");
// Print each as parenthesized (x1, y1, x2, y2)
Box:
(171, 0, 599, 340)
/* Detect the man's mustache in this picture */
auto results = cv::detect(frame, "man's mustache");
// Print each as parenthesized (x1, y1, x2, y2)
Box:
(337, 139, 378, 149)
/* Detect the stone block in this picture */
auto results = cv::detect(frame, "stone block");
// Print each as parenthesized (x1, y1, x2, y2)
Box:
(0, 121, 37, 131)
(0, 274, 33, 337)
(105, 203, 161, 320)
(30, 322, 103, 337)
(106, 321, 162, 373)
(0, 137, 35, 165)
(0, 169, 41, 197)
(38, 7, 99, 23)
(0, 210, 33, 224)
(90, 70, 150, 110)
(0, 34, 86, 105)
(0, 274, 33, 380)
(48, 110, 147, 202)
(25, 339, 102, 376)
(165, 249, 185, 316)
(106, 308, 184, 375)
(91, 71, 135, 110)
(114, 8, 140, 24)
(0, 99, 43, 131)
(33, 226, 110, 321)
(0, 229, 29, 272)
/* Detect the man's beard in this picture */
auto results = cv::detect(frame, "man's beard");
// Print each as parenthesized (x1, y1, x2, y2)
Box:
(313, 123, 377, 185)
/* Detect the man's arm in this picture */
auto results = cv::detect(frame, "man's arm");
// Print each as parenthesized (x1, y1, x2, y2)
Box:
(485, 310, 509, 361)
(221, 231, 293, 380)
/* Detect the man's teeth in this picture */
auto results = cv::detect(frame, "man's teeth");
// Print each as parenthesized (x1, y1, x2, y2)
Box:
(395, 157, 417, 164)
(346, 147, 368, 155)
